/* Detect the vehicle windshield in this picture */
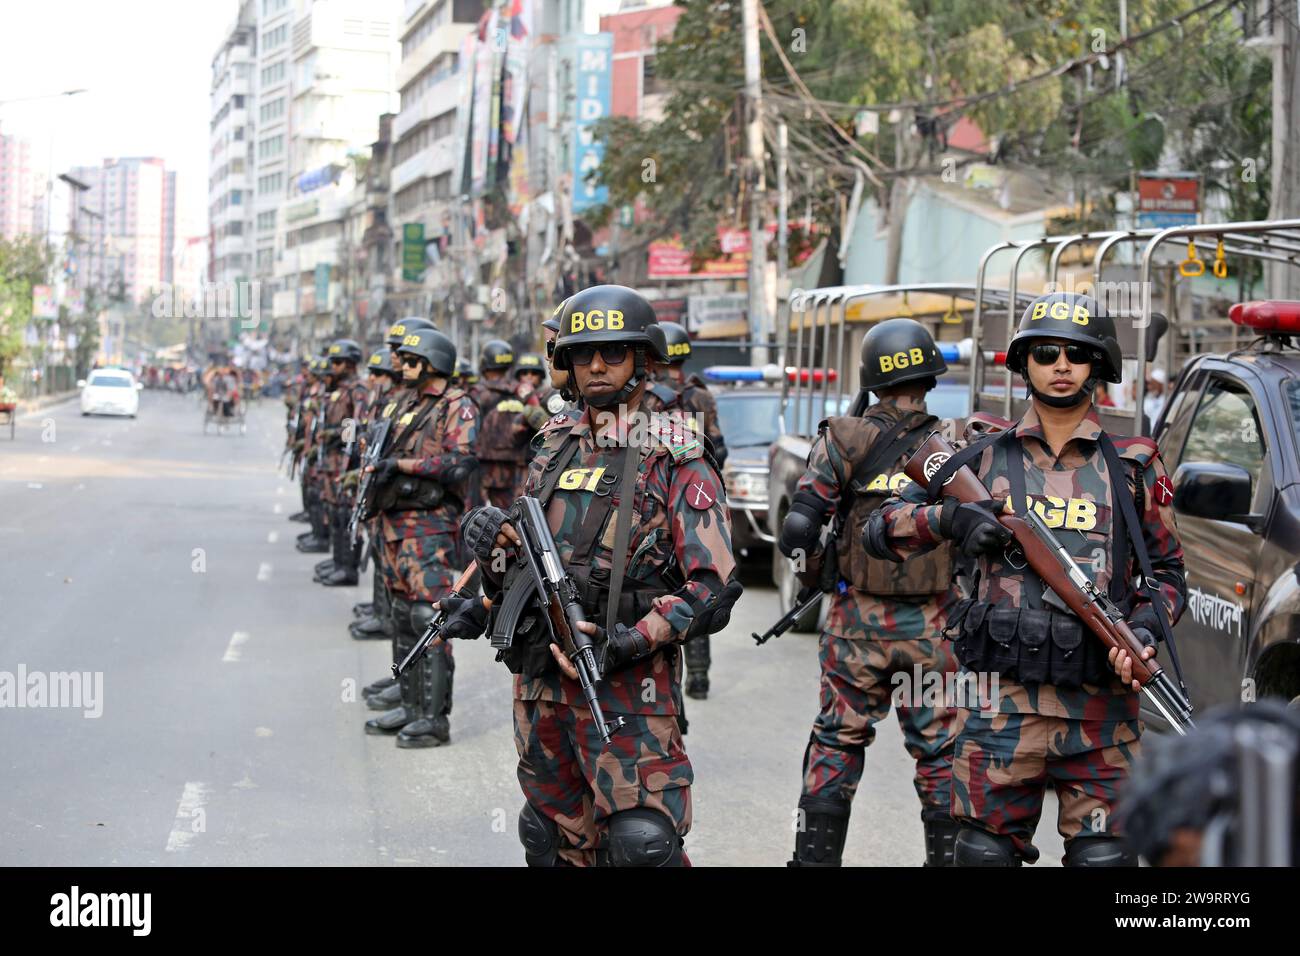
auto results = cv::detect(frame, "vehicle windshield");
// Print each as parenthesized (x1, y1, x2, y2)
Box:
(715, 392, 850, 447)
(88, 375, 133, 388)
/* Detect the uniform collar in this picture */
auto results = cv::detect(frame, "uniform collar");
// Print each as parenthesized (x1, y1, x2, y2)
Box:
(417, 378, 448, 399)
(876, 393, 927, 414)
(1016, 402, 1103, 446)
(576, 403, 642, 446)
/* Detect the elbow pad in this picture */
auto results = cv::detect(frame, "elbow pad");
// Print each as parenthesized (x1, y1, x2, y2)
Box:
(779, 491, 827, 559)
(862, 509, 903, 562)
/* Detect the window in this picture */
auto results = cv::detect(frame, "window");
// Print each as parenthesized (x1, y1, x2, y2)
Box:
(257, 210, 276, 232)
(230, 190, 243, 204)
(432, 108, 455, 141)
(258, 134, 284, 158)
(260, 60, 286, 86)
(259, 97, 285, 123)
(233, 94, 245, 109)
(258, 172, 283, 194)
(1180, 378, 1266, 495)
(643, 56, 660, 97)
(263, 24, 288, 49)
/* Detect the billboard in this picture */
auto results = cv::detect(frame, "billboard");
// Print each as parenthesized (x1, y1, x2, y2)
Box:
(32, 285, 57, 319)
(570, 33, 613, 214)
(1137, 173, 1200, 229)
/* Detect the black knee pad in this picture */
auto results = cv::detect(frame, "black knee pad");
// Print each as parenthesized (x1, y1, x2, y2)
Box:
(790, 794, 851, 867)
(953, 825, 1020, 867)
(518, 803, 561, 867)
(409, 601, 435, 635)
(603, 809, 683, 867)
(1064, 835, 1137, 867)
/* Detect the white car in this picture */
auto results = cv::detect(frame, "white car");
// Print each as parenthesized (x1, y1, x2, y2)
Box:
(79, 369, 142, 417)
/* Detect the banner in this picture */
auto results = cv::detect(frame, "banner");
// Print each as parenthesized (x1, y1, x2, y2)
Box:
(314, 263, 330, 309)
(647, 236, 749, 280)
(32, 285, 57, 319)
(570, 33, 613, 213)
(452, 31, 477, 196)
(470, 10, 498, 195)
(402, 223, 426, 283)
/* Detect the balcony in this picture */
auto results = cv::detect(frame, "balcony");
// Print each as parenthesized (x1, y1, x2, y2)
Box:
(395, 23, 474, 91)
(393, 70, 459, 142)
(391, 137, 456, 195)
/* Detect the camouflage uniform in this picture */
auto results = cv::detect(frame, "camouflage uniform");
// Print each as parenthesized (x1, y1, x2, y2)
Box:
(791, 394, 959, 861)
(297, 376, 331, 551)
(471, 379, 531, 508)
(878, 404, 1186, 864)
(369, 377, 478, 743)
(319, 370, 369, 510)
(484, 406, 736, 866)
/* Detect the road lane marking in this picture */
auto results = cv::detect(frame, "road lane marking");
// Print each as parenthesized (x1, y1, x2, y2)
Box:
(272, 502, 282, 514)
(267, 531, 279, 544)
(27, 483, 43, 489)
(222, 631, 250, 662)
(256, 562, 273, 582)
(164, 781, 208, 852)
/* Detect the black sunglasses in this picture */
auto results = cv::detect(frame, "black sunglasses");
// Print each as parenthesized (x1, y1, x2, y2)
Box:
(399, 354, 424, 367)
(545, 340, 555, 359)
(1029, 343, 1095, 366)
(567, 343, 630, 366)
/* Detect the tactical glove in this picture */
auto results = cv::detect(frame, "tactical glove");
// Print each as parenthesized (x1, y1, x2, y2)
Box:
(372, 457, 401, 487)
(1126, 604, 1165, 648)
(591, 622, 654, 677)
(941, 498, 1013, 558)
(438, 593, 489, 641)
(462, 506, 511, 564)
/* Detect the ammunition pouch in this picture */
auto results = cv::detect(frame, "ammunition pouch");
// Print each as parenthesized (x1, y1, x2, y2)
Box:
(376, 474, 456, 513)
(949, 600, 1111, 688)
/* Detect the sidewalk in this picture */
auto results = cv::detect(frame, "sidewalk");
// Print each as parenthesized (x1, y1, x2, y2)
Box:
(14, 389, 78, 417)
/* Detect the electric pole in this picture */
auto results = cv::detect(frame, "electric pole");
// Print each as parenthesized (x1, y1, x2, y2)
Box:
(742, 0, 768, 364)
(1268, 1, 1300, 298)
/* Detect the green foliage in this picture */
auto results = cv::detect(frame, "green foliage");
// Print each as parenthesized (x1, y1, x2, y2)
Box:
(0, 235, 50, 375)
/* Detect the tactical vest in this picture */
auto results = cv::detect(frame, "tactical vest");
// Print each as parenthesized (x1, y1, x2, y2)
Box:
(942, 426, 1146, 688)
(477, 383, 531, 465)
(373, 392, 454, 513)
(829, 409, 953, 601)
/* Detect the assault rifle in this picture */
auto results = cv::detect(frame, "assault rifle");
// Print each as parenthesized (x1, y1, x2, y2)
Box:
(503, 496, 625, 744)
(348, 416, 392, 547)
(393, 563, 482, 677)
(903, 432, 1195, 735)
(753, 552, 839, 645)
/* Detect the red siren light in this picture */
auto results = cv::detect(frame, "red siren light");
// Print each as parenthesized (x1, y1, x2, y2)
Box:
(1229, 300, 1300, 334)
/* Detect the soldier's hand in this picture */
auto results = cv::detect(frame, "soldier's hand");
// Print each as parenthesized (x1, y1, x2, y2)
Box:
(585, 621, 653, 678)
(341, 470, 360, 490)
(942, 498, 1013, 558)
(1109, 642, 1156, 692)
(462, 506, 519, 563)
(433, 594, 490, 640)
(549, 642, 580, 680)
(367, 457, 400, 486)
(794, 551, 823, 590)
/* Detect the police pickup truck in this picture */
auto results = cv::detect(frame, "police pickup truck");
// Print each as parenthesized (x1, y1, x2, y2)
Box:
(1156, 299, 1300, 712)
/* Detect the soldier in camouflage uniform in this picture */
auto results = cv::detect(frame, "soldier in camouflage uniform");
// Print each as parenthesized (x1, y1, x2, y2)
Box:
(315, 340, 371, 587)
(780, 318, 961, 867)
(641, 321, 728, 701)
(459, 285, 740, 866)
(295, 354, 332, 554)
(868, 292, 1187, 866)
(358, 318, 442, 706)
(285, 358, 311, 523)
(363, 326, 478, 748)
(470, 339, 531, 508)
(350, 346, 400, 640)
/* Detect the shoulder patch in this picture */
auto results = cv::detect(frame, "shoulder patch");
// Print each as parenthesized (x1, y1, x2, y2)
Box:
(646, 416, 702, 462)
(682, 473, 721, 510)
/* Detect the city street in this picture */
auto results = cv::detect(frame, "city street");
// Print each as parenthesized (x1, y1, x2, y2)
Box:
(0, 392, 1066, 866)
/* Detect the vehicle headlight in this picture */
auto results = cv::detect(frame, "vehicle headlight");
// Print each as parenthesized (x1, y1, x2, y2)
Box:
(725, 469, 768, 505)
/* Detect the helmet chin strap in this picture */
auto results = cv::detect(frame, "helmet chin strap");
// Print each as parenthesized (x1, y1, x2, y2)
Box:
(1026, 374, 1098, 409)
(583, 346, 646, 409)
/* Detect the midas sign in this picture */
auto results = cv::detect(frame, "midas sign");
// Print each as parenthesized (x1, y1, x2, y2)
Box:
(878, 347, 927, 373)
(1029, 300, 1090, 325)
(569, 309, 624, 333)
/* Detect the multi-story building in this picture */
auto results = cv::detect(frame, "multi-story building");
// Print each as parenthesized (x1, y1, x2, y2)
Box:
(65, 157, 176, 306)
(266, 0, 401, 347)
(0, 124, 39, 240)
(208, 2, 257, 290)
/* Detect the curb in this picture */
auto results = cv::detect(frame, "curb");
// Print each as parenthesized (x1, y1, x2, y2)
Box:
(15, 391, 79, 417)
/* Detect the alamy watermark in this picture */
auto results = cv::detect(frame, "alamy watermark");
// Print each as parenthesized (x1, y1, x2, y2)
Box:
(0, 665, 103, 718)
(152, 280, 261, 329)
(891, 666, 999, 715)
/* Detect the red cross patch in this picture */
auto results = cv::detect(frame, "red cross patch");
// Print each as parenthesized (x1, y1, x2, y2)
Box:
(685, 478, 718, 510)
(460, 405, 475, 421)
(1154, 474, 1174, 506)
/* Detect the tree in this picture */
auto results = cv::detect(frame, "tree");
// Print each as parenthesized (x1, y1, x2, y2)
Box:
(0, 235, 49, 377)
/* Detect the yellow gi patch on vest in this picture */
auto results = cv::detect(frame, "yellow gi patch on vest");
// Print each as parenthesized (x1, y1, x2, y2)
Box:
(557, 466, 607, 491)
(495, 399, 525, 413)
(382, 401, 398, 419)
(398, 411, 415, 426)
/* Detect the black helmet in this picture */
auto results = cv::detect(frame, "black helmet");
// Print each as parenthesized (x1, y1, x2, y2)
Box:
(328, 338, 363, 364)
(1006, 291, 1122, 384)
(660, 321, 691, 364)
(385, 316, 435, 348)
(480, 339, 515, 372)
(366, 347, 395, 376)
(454, 358, 478, 385)
(859, 318, 947, 391)
(396, 327, 457, 376)
(513, 352, 545, 379)
(553, 285, 668, 407)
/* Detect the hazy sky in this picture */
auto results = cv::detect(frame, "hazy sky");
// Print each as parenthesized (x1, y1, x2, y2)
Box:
(0, 0, 239, 239)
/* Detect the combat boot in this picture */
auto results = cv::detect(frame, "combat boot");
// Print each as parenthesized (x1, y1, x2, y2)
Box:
(922, 812, 959, 867)
(352, 602, 374, 618)
(322, 504, 360, 586)
(363, 675, 396, 696)
(366, 683, 401, 710)
(396, 643, 453, 749)
(365, 601, 418, 734)
(289, 510, 309, 523)
(789, 795, 851, 867)
(684, 634, 711, 700)
(350, 614, 389, 640)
